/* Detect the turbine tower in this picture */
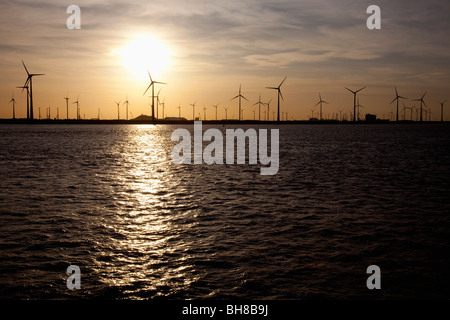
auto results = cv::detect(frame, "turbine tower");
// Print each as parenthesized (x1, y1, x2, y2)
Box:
(22, 60, 44, 120)
(190, 101, 196, 120)
(314, 93, 329, 121)
(345, 86, 365, 122)
(412, 92, 427, 122)
(72, 96, 80, 120)
(265, 99, 273, 121)
(123, 95, 130, 120)
(9, 93, 16, 120)
(390, 87, 407, 122)
(355, 98, 365, 121)
(177, 105, 181, 118)
(212, 103, 219, 120)
(253, 94, 265, 121)
(266, 77, 287, 122)
(115, 101, 121, 120)
(143, 70, 166, 120)
(440, 101, 446, 122)
(230, 84, 248, 121)
(64, 92, 70, 120)
(17, 85, 29, 120)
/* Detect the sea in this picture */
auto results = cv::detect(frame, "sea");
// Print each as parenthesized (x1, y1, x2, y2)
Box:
(0, 123, 449, 300)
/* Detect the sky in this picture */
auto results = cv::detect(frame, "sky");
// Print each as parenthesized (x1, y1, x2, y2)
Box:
(1, 0, 450, 120)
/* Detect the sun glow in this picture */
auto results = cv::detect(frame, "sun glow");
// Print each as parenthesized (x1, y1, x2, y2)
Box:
(118, 36, 172, 79)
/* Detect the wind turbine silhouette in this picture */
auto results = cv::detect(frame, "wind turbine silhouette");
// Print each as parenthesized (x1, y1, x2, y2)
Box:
(155, 88, 162, 119)
(390, 87, 407, 122)
(253, 94, 264, 121)
(22, 60, 44, 120)
(115, 101, 121, 120)
(190, 101, 197, 120)
(143, 70, 166, 120)
(64, 92, 70, 120)
(440, 101, 446, 122)
(267, 77, 287, 122)
(265, 99, 273, 121)
(123, 95, 130, 120)
(72, 96, 80, 120)
(17, 85, 29, 120)
(223, 106, 229, 120)
(160, 98, 166, 119)
(412, 92, 427, 122)
(314, 93, 329, 121)
(212, 103, 219, 120)
(230, 84, 248, 121)
(203, 107, 207, 121)
(9, 93, 16, 120)
(355, 98, 364, 121)
(177, 105, 181, 118)
(345, 86, 365, 122)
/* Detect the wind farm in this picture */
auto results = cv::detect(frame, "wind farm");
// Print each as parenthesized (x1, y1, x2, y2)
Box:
(1, 60, 449, 124)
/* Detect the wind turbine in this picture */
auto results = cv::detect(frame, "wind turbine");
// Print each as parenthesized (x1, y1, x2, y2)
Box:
(230, 84, 248, 121)
(440, 101, 446, 122)
(17, 85, 29, 119)
(253, 94, 264, 121)
(345, 86, 365, 122)
(22, 60, 44, 120)
(223, 106, 229, 120)
(177, 105, 181, 118)
(314, 93, 329, 121)
(212, 103, 219, 120)
(355, 98, 365, 121)
(143, 70, 166, 120)
(412, 92, 427, 122)
(9, 93, 16, 120)
(203, 107, 207, 121)
(390, 87, 408, 122)
(115, 101, 121, 120)
(266, 77, 287, 122)
(190, 101, 196, 120)
(64, 92, 70, 120)
(123, 95, 130, 120)
(160, 98, 165, 119)
(265, 99, 273, 121)
(155, 88, 162, 119)
(72, 96, 80, 120)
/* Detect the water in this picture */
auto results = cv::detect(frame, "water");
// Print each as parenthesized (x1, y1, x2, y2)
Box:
(0, 123, 449, 300)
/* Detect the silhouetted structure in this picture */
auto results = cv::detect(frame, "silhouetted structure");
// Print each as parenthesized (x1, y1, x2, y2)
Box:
(143, 70, 165, 120)
(231, 84, 248, 121)
(22, 60, 44, 120)
(267, 77, 287, 122)
(390, 87, 407, 122)
(345, 86, 365, 122)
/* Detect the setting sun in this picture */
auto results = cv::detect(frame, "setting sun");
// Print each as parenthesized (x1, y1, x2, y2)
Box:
(118, 36, 171, 79)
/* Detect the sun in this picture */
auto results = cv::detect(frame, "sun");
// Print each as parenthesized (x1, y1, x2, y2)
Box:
(118, 35, 172, 79)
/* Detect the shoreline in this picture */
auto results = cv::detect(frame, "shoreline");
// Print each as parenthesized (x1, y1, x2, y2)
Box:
(1, 119, 447, 125)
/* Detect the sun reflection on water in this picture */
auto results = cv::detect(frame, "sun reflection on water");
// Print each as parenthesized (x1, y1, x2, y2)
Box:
(93, 125, 199, 298)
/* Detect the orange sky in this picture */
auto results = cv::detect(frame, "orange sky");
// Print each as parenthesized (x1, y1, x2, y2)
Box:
(1, 0, 450, 120)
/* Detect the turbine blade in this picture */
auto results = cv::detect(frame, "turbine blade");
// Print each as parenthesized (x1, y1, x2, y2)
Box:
(279, 90, 284, 101)
(390, 97, 397, 104)
(422, 92, 427, 99)
(21, 60, 30, 75)
(344, 87, 355, 94)
(143, 84, 151, 96)
(356, 86, 366, 93)
(279, 76, 287, 87)
(266, 87, 277, 90)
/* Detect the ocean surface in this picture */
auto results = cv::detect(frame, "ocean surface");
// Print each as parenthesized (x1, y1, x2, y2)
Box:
(0, 123, 449, 300)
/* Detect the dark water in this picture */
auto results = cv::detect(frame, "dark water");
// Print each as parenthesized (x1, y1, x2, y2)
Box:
(0, 123, 449, 300)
